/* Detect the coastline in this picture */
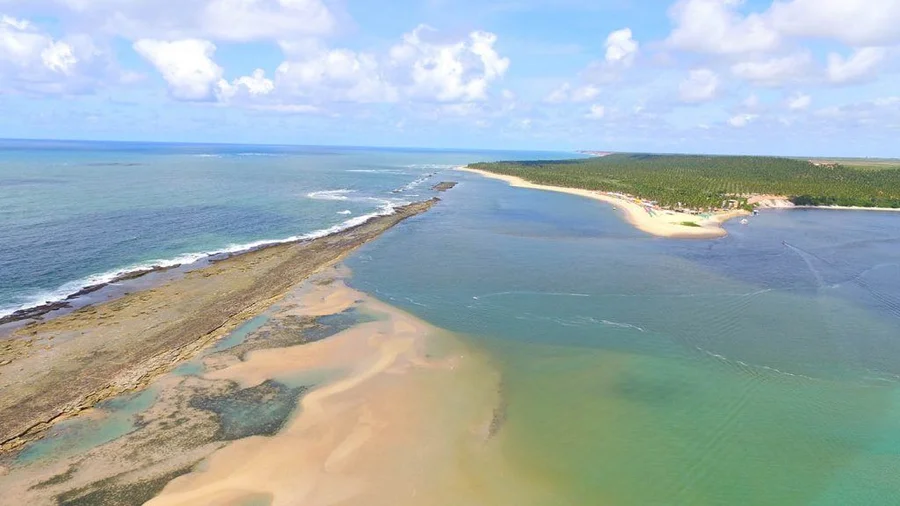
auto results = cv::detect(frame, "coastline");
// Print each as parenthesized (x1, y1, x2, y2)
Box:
(0, 198, 441, 454)
(0, 199, 417, 327)
(457, 166, 745, 239)
(0, 266, 528, 505)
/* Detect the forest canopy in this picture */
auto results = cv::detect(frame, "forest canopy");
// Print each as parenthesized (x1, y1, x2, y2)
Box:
(470, 154, 900, 209)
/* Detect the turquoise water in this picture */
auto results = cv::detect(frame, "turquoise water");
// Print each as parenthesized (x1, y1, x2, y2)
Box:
(213, 315, 271, 352)
(7, 141, 900, 503)
(0, 140, 573, 318)
(347, 172, 900, 504)
(15, 388, 158, 465)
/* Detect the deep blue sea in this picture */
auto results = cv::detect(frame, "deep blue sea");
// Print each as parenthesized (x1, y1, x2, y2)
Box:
(0, 140, 572, 318)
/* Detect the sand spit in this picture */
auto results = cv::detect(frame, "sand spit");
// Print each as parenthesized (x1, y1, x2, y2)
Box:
(0, 267, 542, 505)
(458, 167, 746, 239)
(147, 283, 539, 506)
(0, 199, 439, 454)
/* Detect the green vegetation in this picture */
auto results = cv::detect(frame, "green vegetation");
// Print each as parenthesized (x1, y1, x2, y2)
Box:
(680, 221, 702, 227)
(470, 154, 900, 209)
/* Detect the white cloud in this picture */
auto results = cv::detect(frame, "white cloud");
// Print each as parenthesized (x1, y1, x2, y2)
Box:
(730, 52, 813, 86)
(389, 25, 510, 102)
(787, 92, 811, 111)
(605, 28, 639, 66)
(769, 0, 900, 47)
(545, 83, 600, 103)
(219, 69, 274, 100)
(586, 104, 606, 119)
(666, 0, 780, 55)
(679, 68, 719, 103)
(275, 48, 397, 103)
(0, 14, 103, 93)
(827, 47, 887, 84)
(40, 41, 78, 74)
(728, 113, 758, 127)
(133, 39, 223, 101)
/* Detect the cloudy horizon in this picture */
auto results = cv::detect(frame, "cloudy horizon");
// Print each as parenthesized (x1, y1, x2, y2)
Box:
(1, 0, 898, 157)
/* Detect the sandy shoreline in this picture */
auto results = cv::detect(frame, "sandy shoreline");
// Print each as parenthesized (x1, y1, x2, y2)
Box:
(0, 264, 539, 505)
(457, 167, 746, 239)
(0, 199, 440, 454)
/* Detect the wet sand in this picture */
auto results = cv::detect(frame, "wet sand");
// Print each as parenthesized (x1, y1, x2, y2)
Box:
(0, 266, 546, 506)
(0, 199, 439, 454)
(146, 284, 526, 506)
(458, 167, 746, 239)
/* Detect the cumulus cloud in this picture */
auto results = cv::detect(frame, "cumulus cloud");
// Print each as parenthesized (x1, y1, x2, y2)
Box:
(133, 39, 224, 101)
(605, 28, 639, 66)
(769, 0, 900, 47)
(219, 69, 275, 99)
(545, 83, 600, 103)
(730, 52, 813, 86)
(679, 69, 719, 103)
(275, 48, 397, 103)
(0, 14, 104, 93)
(827, 47, 887, 84)
(389, 25, 510, 102)
(666, 0, 779, 55)
(728, 113, 758, 127)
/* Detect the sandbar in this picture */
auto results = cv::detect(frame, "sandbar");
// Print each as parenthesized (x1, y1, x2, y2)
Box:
(457, 167, 746, 239)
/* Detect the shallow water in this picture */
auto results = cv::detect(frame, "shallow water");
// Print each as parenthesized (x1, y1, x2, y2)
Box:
(15, 388, 158, 466)
(6, 144, 900, 504)
(347, 171, 900, 504)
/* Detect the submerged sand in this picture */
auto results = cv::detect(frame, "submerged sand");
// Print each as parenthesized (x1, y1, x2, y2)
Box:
(0, 199, 438, 453)
(0, 265, 545, 506)
(146, 282, 537, 506)
(458, 167, 746, 239)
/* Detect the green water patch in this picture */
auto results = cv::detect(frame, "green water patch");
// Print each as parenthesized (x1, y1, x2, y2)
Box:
(305, 308, 374, 341)
(55, 464, 196, 506)
(16, 388, 158, 466)
(214, 314, 271, 352)
(484, 338, 900, 505)
(171, 360, 205, 377)
(225, 309, 373, 359)
(189, 380, 306, 441)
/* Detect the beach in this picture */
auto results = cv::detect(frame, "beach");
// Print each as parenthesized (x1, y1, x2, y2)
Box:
(457, 166, 747, 238)
(0, 263, 538, 505)
(0, 199, 440, 454)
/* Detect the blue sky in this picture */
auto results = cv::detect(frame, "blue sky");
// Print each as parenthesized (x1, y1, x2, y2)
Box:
(1, 0, 898, 156)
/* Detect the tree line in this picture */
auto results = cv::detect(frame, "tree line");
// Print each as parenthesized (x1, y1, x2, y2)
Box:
(470, 154, 900, 209)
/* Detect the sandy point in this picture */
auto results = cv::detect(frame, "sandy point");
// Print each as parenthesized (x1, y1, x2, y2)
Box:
(457, 166, 747, 239)
(146, 282, 545, 506)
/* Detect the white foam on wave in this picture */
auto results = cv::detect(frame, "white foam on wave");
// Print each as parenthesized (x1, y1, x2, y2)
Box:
(192, 154, 222, 158)
(0, 200, 408, 321)
(393, 173, 435, 193)
(307, 189, 356, 201)
(337, 210, 352, 215)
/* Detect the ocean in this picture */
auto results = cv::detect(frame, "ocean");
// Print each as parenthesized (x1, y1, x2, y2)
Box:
(0, 140, 570, 319)
(4, 141, 900, 504)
